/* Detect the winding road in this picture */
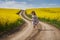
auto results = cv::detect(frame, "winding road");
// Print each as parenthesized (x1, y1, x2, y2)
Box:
(0, 10, 60, 40)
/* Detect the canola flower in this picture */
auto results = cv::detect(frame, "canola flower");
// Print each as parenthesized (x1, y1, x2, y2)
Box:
(0, 8, 20, 25)
(26, 8, 60, 29)
(26, 8, 60, 21)
(0, 8, 19, 14)
(0, 13, 20, 25)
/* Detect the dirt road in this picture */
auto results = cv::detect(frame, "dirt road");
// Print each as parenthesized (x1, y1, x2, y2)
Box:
(0, 10, 34, 40)
(23, 10, 60, 40)
(0, 10, 60, 40)
(27, 21, 60, 40)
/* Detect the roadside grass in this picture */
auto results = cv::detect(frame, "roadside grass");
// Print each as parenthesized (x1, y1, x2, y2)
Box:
(0, 9, 25, 35)
(38, 18, 60, 29)
(25, 13, 60, 29)
(0, 19, 24, 33)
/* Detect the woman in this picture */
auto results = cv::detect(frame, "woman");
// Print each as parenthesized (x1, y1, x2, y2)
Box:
(31, 11, 39, 29)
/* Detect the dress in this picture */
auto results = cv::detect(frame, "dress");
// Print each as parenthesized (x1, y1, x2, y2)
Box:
(32, 15, 39, 26)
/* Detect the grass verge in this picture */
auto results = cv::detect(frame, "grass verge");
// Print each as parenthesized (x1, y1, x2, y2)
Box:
(0, 19, 24, 34)
(25, 13, 60, 29)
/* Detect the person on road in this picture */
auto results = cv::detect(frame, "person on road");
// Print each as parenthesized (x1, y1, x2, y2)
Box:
(31, 11, 39, 30)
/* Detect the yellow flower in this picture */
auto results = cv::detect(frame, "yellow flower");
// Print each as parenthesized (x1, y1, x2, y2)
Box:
(0, 8, 20, 25)
(26, 8, 60, 21)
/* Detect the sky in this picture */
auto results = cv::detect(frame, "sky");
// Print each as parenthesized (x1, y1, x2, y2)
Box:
(0, 0, 60, 9)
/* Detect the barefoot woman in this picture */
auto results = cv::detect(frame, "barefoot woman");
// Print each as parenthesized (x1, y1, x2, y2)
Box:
(31, 11, 39, 30)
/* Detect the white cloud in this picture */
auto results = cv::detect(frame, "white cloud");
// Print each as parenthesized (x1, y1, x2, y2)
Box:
(0, 0, 59, 9)
(28, 0, 34, 1)
(39, 3, 59, 8)
(0, 1, 34, 9)
(48, 4, 57, 5)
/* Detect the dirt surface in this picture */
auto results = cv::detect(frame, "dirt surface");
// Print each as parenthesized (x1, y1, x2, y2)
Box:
(26, 21, 60, 40)
(0, 10, 60, 40)
(23, 10, 60, 40)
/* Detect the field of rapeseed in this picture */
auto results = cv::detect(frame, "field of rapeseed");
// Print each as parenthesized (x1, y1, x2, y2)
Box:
(0, 8, 24, 32)
(26, 8, 60, 29)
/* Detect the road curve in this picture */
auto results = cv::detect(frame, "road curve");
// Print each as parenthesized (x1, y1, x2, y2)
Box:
(6, 10, 34, 40)
(28, 21, 60, 40)
(0, 10, 60, 40)
(22, 10, 60, 40)
(0, 10, 34, 40)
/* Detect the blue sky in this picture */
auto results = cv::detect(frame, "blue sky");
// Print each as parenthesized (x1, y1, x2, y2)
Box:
(0, 0, 60, 9)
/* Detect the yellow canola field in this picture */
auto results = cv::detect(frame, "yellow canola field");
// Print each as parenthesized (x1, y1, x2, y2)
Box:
(0, 8, 20, 25)
(26, 8, 60, 21)
(0, 8, 19, 14)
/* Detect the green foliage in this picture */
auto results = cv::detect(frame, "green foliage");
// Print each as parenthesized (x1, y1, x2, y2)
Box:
(0, 19, 24, 32)
(38, 18, 60, 29)
(25, 13, 32, 18)
(25, 14, 60, 29)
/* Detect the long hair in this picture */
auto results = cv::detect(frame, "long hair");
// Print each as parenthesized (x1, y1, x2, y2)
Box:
(31, 11, 36, 15)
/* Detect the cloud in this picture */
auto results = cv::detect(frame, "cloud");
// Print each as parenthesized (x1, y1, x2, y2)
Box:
(0, 1, 34, 9)
(0, 0, 59, 9)
(39, 3, 60, 8)
(28, 0, 34, 1)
